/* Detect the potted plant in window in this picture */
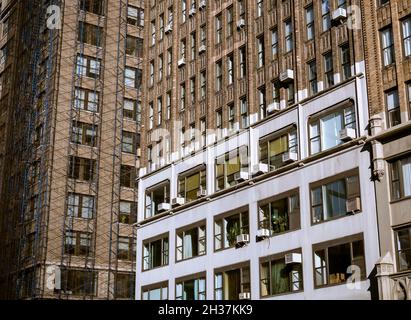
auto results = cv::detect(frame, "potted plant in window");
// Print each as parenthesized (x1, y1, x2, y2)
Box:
(226, 221, 241, 246)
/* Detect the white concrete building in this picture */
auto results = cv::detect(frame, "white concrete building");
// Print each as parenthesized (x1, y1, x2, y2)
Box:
(134, 73, 380, 300)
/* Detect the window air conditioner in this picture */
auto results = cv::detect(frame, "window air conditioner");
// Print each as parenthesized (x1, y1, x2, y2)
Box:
(197, 187, 207, 198)
(256, 228, 270, 241)
(171, 197, 185, 207)
(282, 151, 298, 163)
(165, 23, 173, 34)
(157, 202, 171, 212)
(234, 170, 249, 182)
(189, 8, 196, 17)
(235, 234, 250, 247)
(199, 44, 206, 53)
(239, 292, 251, 300)
(199, 0, 206, 10)
(267, 102, 280, 114)
(178, 58, 186, 68)
(332, 8, 347, 22)
(285, 252, 302, 265)
(237, 19, 246, 29)
(252, 163, 269, 176)
(346, 197, 361, 213)
(339, 128, 356, 141)
(279, 69, 294, 83)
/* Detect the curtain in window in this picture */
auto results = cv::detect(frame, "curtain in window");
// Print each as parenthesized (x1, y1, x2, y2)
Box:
(186, 173, 200, 200)
(382, 29, 393, 65)
(325, 180, 346, 219)
(271, 260, 289, 295)
(183, 232, 193, 259)
(402, 157, 411, 197)
(321, 112, 342, 150)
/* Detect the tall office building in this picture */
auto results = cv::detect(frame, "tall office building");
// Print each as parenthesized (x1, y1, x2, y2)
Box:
(135, 0, 383, 300)
(0, 0, 144, 299)
(361, 0, 411, 300)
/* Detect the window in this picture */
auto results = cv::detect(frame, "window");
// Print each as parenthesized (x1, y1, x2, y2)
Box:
(78, 22, 103, 47)
(306, 6, 315, 40)
(200, 71, 206, 99)
(402, 17, 411, 57)
(142, 282, 168, 300)
(145, 182, 170, 218)
(228, 104, 235, 130)
(119, 201, 137, 224)
(74, 88, 99, 112)
(190, 32, 196, 60)
(309, 105, 356, 154)
(272, 82, 280, 104)
(61, 269, 97, 296)
(260, 251, 303, 296)
(167, 48, 172, 76)
(227, 54, 234, 85)
(200, 118, 206, 147)
(122, 131, 139, 154)
(216, 60, 222, 91)
(190, 77, 196, 103)
(200, 24, 206, 46)
(271, 29, 278, 58)
(126, 36, 142, 57)
(257, 0, 263, 17)
(149, 102, 154, 129)
(166, 92, 171, 120)
(381, 27, 395, 66)
(80, 0, 105, 14)
(180, 38, 186, 60)
(68, 156, 95, 181)
(120, 165, 136, 188)
(324, 52, 334, 88)
(341, 44, 351, 80)
(216, 14, 222, 44)
(311, 171, 360, 224)
(216, 110, 222, 130)
(182, 0, 187, 23)
(118, 237, 135, 260)
(176, 276, 206, 300)
(257, 35, 265, 68)
(71, 121, 97, 147)
(321, 0, 331, 32)
(258, 87, 266, 119)
(180, 83, 186, 110)
(214, 210, 249, 250)
(284, 20, 293, 53)
(215, 265, 250, 300)
(143, 235, 169, 270)
(125, 67, 142, 89)
(67, 193, 94, 219)
(258, 192, 300, 235)
(178, 168, 206, 202)
(115, 273, 135, 299)
(239, 46, 247, 78)
(127, 6, 144, 27)
(227, 6, 234, 37)
(314, 236, 365, 287)
(216, 148, 248, 191)
(176, 223, 206, 261)
(64, 230, 92, 256)
(123, 98, 141, 123)
(157, 96, 163, 125)
(151, 20, 156, 45)
(287, 83, 295, 105)
(390, 155, 411, 200)
(259, 129, 298, 170)
(76, 55, 101, 78)
(240, 97, 248, 128)
(395, 226, 411, 271)
(159, 14, 164, 40)
(308, 60, 318, 95)
(158, 54, 163, 81)
(239, 0, 245, 19)
(385, 89, 401, 128)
